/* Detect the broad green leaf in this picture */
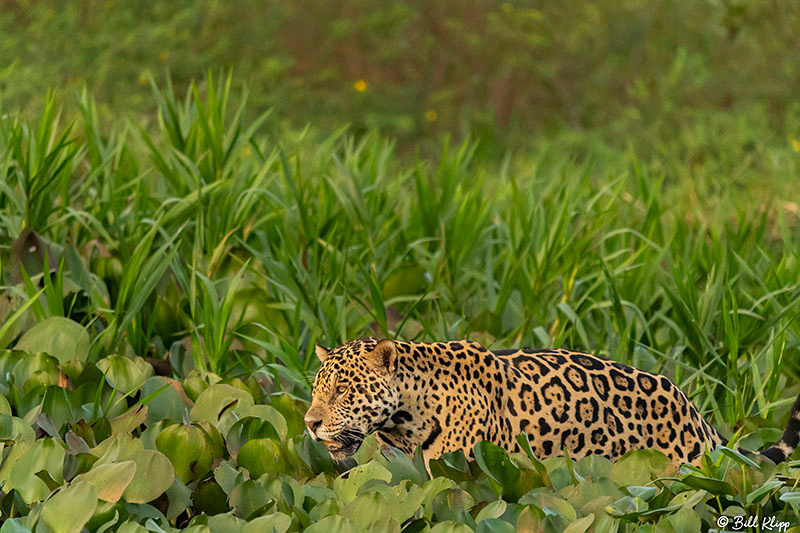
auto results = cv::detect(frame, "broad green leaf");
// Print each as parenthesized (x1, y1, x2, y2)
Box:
(190, 383, 253, 434)
(40, 481, 98, 533)
(207, 514, 245, 532)
(15, 316, 90, 364)
(304, 515, 361, 533)
(96, 355, 152, 395)
(241, 513, 292, 533)
(655, 507, 701, 533)
(609, 449, 672, 487)
(140, 376, 191, 425)
(155, 423, 214, 483)
(192, 478, 229, 515)
(476, 518, 516, 533)
(474, 441, 521, 497)
(333, 460, 392, 504)
(431, 488, 475, 523)
(237, 404, 288, 441)
(0, 518, 31, 533)
(476, 500, 507, 522)
(236, 438, 283, 478)
(229, 479, 269, 520)
(77, 460, 136, 502)
(519, 490, 577, 522)
(0, 394, 10, 415)
(429, 522, 475, 533)
(563, 515, 595, 533)
(122, 450, 175, 503)
(226, 416, 281, 456)
(10, 437, 65, 503)
(0, 413, 35, 442)
(11, 352, 60, 393)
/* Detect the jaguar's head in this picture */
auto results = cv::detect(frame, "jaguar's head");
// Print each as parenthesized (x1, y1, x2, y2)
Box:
(304, 337, 400, 459)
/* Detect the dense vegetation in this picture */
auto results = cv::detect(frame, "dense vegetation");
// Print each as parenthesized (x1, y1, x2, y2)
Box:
(2, 0, 800, 531)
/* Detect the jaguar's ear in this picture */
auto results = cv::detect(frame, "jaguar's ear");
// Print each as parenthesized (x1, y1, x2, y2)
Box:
(315, 344, 330, 362)
(366, 339, 398, 376)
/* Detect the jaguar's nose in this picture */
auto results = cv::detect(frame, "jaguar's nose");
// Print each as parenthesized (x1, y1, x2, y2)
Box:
(305, 413, 322, 437)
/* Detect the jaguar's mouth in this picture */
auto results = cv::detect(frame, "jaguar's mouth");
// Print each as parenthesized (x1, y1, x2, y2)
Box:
(321, 433, 363, 459)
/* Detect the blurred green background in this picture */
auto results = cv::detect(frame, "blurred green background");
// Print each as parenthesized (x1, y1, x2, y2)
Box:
(3, 0, 800, 156)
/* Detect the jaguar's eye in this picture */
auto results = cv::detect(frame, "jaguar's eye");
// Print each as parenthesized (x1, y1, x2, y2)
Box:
(336, 386, 347, 395)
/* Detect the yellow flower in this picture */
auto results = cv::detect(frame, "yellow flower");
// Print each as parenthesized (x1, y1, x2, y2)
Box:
(791, 136, 800, 153)
(424, 109, 438, 122)
(137, 72, 148, 86)
(160, 50, 170, 62)
(353, 80, 367, 92)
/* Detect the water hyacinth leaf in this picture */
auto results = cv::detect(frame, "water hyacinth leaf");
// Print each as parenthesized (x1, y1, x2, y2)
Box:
(11, 352, 60, 393)
(518, 490, 577, 522)
(342, 491, 392, 530)
(656, 507, 702, 532)
(190, 383, 254, 429)
(10, 437, 65, 503)
(236, 438, 283, 478)
(165, 477, 193, 521)
(40, 385, 80, 430)
(367, 517, 402, 533)
(431, 488, 475, 523)
(207, 513, 245, 532)
(229, 479, 269, 519)
(214, 460, 242, 496)
(155, 423, 214, 483)
(96, 355, 153, 395)
(609, 449, 672, 487)
(562, 515, 594, 533)
(241, 513, 292, 533)
(0, 394, 10, 415)
(299, 434, 336, 474)
(192, 477, 230, 515)
(77, 460, 137, 502)
(474, 441, 521, 496)
(140, 376, 192, 426)
(0, 519, 31, 533)
(304, 515, 361, 533)
(377, 446, 430, 486)
(623, 486, 657, 501)
(121, 450, 175, 503)
(428, 522, 475, 533)
(109, 405, 147, 436)
(476, 518, 516, 533)
(226, 416, 281, 456)
(15, 316, 90, 364)
(117, 522, 149, 533)
(333, 460, 392, 504)
(40, 480, 98, 533)
(0, 413, 35, 442)
(476, 500, 507, 522)
(560, 477, 619, 515)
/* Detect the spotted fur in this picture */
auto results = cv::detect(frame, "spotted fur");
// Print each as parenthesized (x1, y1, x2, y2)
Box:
(304, 338, 800, 465)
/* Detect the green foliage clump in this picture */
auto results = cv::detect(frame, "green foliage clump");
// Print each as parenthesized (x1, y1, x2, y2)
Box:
(0, 75, 799, 529)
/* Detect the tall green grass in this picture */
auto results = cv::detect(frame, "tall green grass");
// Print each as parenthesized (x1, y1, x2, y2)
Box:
(1, 74, 799, 433)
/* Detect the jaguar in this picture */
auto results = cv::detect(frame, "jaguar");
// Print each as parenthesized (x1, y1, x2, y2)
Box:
(304, 337, 800, 466)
